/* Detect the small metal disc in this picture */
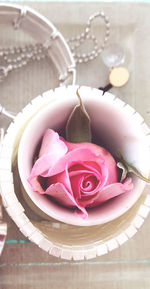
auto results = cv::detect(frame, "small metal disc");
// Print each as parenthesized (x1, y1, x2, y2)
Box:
(109, 67, 129, 87)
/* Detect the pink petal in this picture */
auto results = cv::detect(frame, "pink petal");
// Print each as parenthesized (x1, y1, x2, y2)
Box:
(62, 140, 118, 184)
(28, 176, 45, 194)
(28, 129, 67, 181)
(70, 173, 84, 199)
(88, 177, 133, 207)
(80, 174, 98, 192)
(69, 161, 108, 195)
(29, 166, 74, 198)
(48, 168, 73, 196)
(69, 161, 104, 177)
(46, 182, 75, 206)
(43, 148, 106, 177)
(45, 182, 88, 219)
(29, 168, 88, 219)
(39, 129, 67, 158)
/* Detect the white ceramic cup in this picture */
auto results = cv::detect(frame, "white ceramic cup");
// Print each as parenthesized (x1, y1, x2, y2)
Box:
(18, 85, 150, 226)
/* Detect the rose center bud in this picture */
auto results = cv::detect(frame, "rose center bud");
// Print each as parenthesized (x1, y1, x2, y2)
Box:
(81, 175, 98, 193)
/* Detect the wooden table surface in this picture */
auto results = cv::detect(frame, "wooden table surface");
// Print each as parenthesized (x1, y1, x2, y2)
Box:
(1, 1, 150, 288)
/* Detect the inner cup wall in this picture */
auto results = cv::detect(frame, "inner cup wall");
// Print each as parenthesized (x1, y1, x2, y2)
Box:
(25, 96, 147, 171)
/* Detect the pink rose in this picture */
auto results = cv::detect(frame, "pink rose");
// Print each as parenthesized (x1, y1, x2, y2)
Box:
(28, 129, 133, 219)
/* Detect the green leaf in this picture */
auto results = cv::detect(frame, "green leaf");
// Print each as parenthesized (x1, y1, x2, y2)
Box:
(66, 88, 91, 143)
(117, 149, 150, 183)
(117, 161, 128, 182)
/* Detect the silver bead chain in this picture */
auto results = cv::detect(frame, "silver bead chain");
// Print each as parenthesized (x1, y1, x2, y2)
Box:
(0, 11, 110, 82)
(0, 43, 47, 82)
(66, 11, 110, 64)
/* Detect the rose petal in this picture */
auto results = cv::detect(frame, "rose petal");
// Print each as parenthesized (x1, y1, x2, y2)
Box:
(29, 167, 88, 219)
(87, 177, 133, 207)
(69, 162, 103, 177)
(28, 176, 45, 194)
(70, 174, 84, 199)
(42, 148, 108, 178)
(81, 174, 98, 192)
(69, 161, 108, 196)
(48, 168, 73, 196)
(29, 148, 96, 181)
(46, 182, 75, 206)
(28, 129, 67, 181)
(45, 182, 88, 219)
(39, 129, 67, 158)
(62, 140, 118, 184)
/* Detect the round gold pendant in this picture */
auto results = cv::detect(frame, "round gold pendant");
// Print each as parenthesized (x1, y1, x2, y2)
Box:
(109, 67, 129, 87)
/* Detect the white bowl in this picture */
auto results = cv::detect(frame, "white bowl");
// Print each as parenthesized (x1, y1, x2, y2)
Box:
(18, 85, 150, 226)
